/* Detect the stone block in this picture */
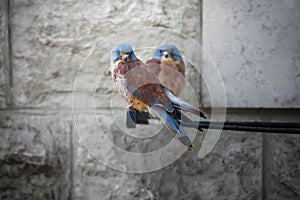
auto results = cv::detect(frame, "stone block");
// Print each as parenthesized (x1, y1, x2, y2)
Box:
(203, 0, 300, 107)
(11, 0, 202, 109)
(264, 134, 300, 200)
(0, 112, 72, 200)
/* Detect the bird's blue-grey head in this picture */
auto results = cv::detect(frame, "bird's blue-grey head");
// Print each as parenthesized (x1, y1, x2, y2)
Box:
(111, 43, 137, 63)
(153, 45, 182, 61)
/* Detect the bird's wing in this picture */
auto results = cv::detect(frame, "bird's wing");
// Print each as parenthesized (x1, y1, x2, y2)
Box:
(146, 59, 185, 96)
(172, 60, 185, 76)
(149, 105, 193, 150)
(164, 87, 206, 119)
(118, 60, 174, 112)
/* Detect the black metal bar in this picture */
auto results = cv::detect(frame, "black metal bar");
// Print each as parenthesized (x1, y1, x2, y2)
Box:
(207, 121, 300, 128)
(126, 110, 300, 134)
(180, 121, 300, 134)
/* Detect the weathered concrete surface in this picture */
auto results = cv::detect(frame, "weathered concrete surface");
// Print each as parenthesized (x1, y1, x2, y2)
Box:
(229, 109, 300, 200)
(73, 134, 162, 200)
(261, 109, 300, 200)
(72, 110, 263, 200)
(11, 0, 202, 109)
(0, 0, 9, 108)
(0, 112, 72, 200)
(73, 111, 168, 200)
(2, 110, 298, 200)
(264, 134, 300, 200)
(157, 131, 262, 200)
(203, 0, 300, 108)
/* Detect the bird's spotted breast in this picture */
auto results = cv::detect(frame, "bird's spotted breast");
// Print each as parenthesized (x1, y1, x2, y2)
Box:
(115, 72, 130, 99)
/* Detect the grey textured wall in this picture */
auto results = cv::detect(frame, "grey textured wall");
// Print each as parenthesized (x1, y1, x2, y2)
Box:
(0, 0, 300, 200)
(203, 0, 300, 108)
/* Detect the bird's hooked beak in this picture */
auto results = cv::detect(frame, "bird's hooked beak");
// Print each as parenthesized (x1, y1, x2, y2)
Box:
(161, 51, 173, 61)
(121, 53, 130, 62)
(163, 52, 169, 58)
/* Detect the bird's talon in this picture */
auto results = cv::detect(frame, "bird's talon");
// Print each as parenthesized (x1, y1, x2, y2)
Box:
(125, 105, 134, 110)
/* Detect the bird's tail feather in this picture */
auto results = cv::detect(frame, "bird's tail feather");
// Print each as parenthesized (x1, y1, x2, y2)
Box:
(164, 88, 206, 119)
(171, 109, 203, 132)
(149, 105, 193, 150)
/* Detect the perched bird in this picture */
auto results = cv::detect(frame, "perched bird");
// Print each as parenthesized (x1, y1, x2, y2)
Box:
(146, 45, 185, 96)
(111, 43, 206, 151)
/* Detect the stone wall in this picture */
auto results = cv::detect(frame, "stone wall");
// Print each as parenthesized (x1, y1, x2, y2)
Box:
(0, 0, 299, 200)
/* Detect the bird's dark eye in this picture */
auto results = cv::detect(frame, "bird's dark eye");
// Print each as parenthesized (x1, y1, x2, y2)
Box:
(116, 50, 120, 55)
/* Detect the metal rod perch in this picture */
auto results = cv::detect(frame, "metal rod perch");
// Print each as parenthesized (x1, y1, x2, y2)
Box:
(126, 110, 300, 134)
(180, 121, 300, 134)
